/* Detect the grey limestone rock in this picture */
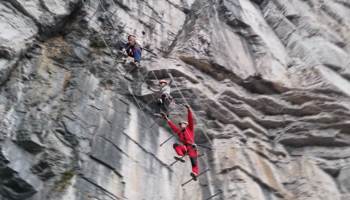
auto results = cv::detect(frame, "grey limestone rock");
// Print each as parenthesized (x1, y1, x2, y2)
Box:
(1, 0, 350, 199)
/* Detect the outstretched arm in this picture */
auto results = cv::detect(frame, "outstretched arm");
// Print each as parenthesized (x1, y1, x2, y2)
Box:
(167, 78, 173, 86)
(147, 86, 161, 93)
(168, 120, 180, 134)
(186, 105, 194, 131)
(162, 113, 181, 134)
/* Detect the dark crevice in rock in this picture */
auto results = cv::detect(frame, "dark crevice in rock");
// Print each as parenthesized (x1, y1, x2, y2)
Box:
(38, 7, 87, 40)
(242, 77, 287, 94)
(278, 136, 350, 148)
(164, 18, 192, 58)
(250, 0, 264, 6)
(79, 176, 121, 200)
(320, 4, 344, 25)
(0, 59, 22, 88)
(0, 150, 37, 199)
(89, 154, 120, 175)
(109, 0, 132, 12)
(6, 1, 38, 25)
(30, 161, 55, 181)
(98, 135, 134, 161)
(335, 1, 350, 10)
(163, 0, 190, 14)
(9, 0, 85, 39)
(54, 128, 79, 148)
(0, 46, 15, 60)
(179, 56, 242, 82)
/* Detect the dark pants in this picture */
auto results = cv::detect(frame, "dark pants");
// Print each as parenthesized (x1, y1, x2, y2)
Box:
(173, 143, 198, 175)
(119, 42, 142, 62)
(154, 95, 171, 114)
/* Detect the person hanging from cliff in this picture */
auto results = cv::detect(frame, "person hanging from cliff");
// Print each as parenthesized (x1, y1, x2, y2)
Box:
(119, 34, 143, 67)
(161, 105, 198, 181)
(147, 79, 173, 117)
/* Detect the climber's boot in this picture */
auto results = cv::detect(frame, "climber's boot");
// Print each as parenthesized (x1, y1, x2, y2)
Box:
(130, 61, 139, 68)
(174, 156, 185, 163)
(119, 50, 128, 58)
(153, 113, 162, 117)
(190, 172, 198, 181)
(160, 112, 169, 119)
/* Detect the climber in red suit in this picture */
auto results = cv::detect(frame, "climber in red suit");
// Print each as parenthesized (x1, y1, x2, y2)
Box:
(163, 104, 198, 181)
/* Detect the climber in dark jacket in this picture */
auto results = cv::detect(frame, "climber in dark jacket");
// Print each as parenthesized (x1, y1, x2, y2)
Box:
(162, 104, 198, 181)
(119, 34, 142, 67)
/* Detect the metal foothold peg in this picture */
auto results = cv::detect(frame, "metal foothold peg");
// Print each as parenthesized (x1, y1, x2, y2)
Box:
(159, 135, 174, 147)
(181, 168, 210, 186)
(206, 190, 223, 200)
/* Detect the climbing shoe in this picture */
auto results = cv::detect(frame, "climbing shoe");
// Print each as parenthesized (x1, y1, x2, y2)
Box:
(130, 61, 139, 68)
(153, 113, 162, 117)
(160, 112, 168, 119)
(190, 172, 198, 181)
(174, 156, 185, 163)
(119, 50, 128, 58)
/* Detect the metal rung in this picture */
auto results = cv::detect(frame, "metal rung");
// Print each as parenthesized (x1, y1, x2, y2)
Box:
(170, 148, 196, 166)
(109, 9, 117, 19)
(206, 191, 223, 200)
(197, 153, 206, 158)
(135, 72, 155, 89)
(124, 66, 137, 77)
(150, 117, 164, 128)
(160, 128, 183, 147)
(150, 107, 176, 128)
(89, 6, 100, 20)
(140, 98, 156, 110)
(181, 168, 210, 186)
(160, 135, 174, 147)
(196, 144, 213, 150)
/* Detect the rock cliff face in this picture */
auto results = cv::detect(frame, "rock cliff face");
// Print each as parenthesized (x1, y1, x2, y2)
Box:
(1, 0, 350, 199)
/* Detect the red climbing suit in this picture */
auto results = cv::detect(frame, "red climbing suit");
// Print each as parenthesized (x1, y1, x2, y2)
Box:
(168, 108, 198, 175)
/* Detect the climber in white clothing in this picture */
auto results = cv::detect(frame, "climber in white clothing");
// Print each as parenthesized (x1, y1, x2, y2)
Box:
(147, 79, 173, 116)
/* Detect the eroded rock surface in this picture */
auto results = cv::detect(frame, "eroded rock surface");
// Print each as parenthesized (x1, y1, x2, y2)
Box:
(1, 0, 350, 199)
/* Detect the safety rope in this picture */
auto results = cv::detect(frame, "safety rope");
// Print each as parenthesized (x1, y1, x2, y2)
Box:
(80, 0, 191, 198)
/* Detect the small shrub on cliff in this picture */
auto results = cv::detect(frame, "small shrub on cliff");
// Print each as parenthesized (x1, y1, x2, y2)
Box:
(90, 38, 107, 48)
(54, 169, 75, 192)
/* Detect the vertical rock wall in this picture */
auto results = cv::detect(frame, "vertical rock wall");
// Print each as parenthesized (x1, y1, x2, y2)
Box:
(1, 0, 350, 199)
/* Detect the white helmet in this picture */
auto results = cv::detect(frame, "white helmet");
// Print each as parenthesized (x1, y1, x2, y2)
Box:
(159, 80, 168, 85)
